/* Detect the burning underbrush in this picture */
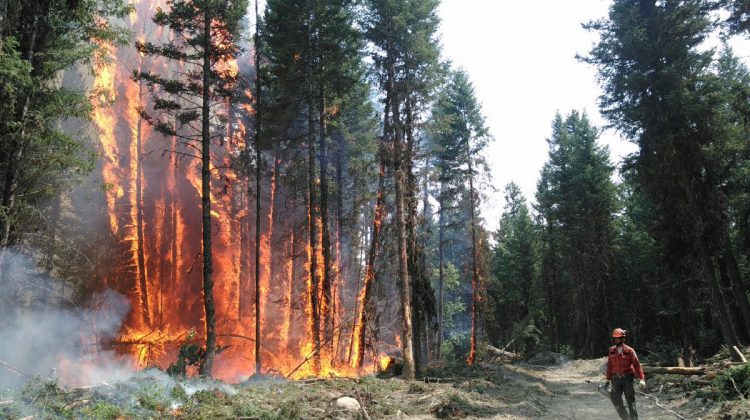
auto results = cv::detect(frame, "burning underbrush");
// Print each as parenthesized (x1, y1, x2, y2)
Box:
(0, 362, 551, 419)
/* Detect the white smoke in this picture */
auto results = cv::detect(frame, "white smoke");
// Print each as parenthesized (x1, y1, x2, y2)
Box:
(0, 251, 135, 388)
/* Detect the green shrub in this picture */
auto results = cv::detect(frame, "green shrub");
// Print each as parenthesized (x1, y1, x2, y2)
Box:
(79, 401, 122, 419)
(135, 383, 170, 411)
(714, 364, 750, 400)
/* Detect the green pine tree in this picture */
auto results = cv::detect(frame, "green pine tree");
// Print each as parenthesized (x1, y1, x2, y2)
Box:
(583, 0, 750, 350)
(535, 111, 618, 357)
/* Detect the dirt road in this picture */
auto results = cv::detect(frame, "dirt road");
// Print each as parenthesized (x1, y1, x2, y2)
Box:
(529, 358, 699, 420)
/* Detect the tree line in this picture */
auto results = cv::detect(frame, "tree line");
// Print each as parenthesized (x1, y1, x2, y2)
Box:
(488, 0, 750, 364)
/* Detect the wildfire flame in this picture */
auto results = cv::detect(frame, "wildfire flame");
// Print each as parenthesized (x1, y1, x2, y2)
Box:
(87, 0, 393, 382)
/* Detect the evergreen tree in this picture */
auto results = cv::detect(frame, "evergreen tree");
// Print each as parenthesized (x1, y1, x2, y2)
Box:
(535, 111, 618, 357)
(428, 68, 490, 364)
(0, 0, 129, 250)
(487, 182, 541, 355)
(0, 0, 129, 310)
(583, 0, 750, 351)
(361, 0, 441, 378)
(134, 0, 247, 377)
(263, 0, 366, 373)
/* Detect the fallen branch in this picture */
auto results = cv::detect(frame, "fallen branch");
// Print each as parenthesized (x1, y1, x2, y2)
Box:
(355, 389, 372, 420)
(0, 359, 32, 378)
(487, 345, 519, 362)
(730, 377, 747, 400)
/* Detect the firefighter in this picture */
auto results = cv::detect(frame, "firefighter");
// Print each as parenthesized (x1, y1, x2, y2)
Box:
(605, 328, 645, 419)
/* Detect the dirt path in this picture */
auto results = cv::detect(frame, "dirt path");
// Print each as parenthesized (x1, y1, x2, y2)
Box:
(528, 359, 684, 420)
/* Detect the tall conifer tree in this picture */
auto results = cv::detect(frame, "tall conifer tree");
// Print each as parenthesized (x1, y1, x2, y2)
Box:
(134, 0, 247, 376)
(584, 0, 750, 350)
(536, 111, 617, 356)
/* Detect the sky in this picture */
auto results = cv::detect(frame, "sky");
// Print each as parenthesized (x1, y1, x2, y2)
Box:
(437, 0, 638, 231)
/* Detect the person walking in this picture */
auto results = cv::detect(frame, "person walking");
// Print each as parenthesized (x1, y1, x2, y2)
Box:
(605, 328, 645, 419)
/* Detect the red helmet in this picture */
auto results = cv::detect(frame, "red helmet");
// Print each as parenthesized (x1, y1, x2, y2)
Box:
(612, 328, 626, 338)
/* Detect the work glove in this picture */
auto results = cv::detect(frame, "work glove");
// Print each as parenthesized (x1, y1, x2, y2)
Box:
(638, 379, 646, 389)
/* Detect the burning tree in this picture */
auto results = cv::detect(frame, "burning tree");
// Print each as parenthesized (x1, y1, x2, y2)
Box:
(360, 0, 442, 379)
(133, 0, 248, 377)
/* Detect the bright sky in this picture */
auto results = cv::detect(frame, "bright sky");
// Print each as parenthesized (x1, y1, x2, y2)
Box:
(438, 0, 638, 231)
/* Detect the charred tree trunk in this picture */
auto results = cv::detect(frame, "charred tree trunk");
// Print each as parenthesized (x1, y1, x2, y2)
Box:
(350, 92, 390, 369)
(335, 131, 345, 362)
(169, 119, 178, 323)
(306, 0, 321, 372)
(336, 130, 345, 285)
(135, 59, 150, 328)
(253, 0, 263, 376)
(319, 88, 334, 351)
(390, 63, 415, 379)
(395, 165, 415, 379)
(404, 93, 426, 374)
(282, 227, 295, 351)
(199, 9, 216, 377)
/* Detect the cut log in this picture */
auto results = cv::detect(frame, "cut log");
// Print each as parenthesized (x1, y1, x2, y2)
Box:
(487, 345, 520, 363)
(643, 366, 706, 375)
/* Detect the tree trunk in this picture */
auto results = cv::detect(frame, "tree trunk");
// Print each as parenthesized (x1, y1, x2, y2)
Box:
(717, 254, 750, 344)
(396, 166, 415, 379)
(253, 0, 263, 376)
(0, 0, 7, 41)
(389, 65, 415, 379)
(437, 185, 445, 361)
(170, 117, 178, 321)
(701, 247, 740, 348)
(199, 9, 216, 377)
(306, 0, 321, 372)
(336, 130, 345, 285)
(319, 88, 334, 351)
(335, 132, 345, 362)
(350, 91, 390, 369)
(466, 157, 479, 366)
(403, 93, 427, 374)
(722, 242, 750, 342)
(135, 61, 150, 328)
(282, 227, 294, 351)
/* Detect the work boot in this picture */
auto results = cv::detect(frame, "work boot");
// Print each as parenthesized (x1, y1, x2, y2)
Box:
(628, 406, 638, 419)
